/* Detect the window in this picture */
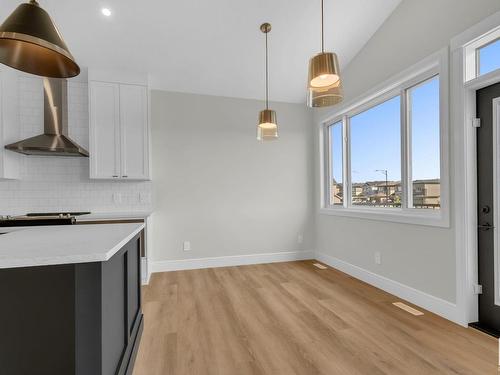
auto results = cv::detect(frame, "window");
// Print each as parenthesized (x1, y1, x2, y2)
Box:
(350, 96, 401, 208)
(409, 77, 441, 209)
(464, 27, 500, 81)
(328, 122, 343, 206)
(478, 38, 500, 76)
(321, 55, 448, 226)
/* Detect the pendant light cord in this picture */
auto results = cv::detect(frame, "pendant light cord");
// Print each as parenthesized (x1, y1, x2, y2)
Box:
(265, 30, 269, 110)
(321, 0, 324, 53)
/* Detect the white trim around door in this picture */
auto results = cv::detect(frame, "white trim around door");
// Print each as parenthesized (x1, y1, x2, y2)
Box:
(494, 98, 500, 307)
(451, 10, 500, 326)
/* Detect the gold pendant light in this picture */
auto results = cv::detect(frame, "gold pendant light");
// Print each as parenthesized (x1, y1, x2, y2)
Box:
(0, 0, 80, 78)
(307, 0, 343, 107)
(307, 79, 343, 107)
(257, 23, 278, 141)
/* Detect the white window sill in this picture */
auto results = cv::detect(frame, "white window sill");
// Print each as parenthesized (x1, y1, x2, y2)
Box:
(318, 207, 450, 228)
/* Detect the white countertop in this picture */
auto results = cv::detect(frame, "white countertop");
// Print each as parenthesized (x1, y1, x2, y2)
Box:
(76, 211, 152, 222)
(0, 223, 144, 269)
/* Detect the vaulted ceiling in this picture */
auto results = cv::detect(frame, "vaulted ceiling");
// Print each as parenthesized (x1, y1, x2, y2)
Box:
(0, 0, 401, 102)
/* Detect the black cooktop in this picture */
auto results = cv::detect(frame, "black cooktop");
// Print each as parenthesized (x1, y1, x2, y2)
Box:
(0, 212, 91, 227)
(26, 212, 91, 217)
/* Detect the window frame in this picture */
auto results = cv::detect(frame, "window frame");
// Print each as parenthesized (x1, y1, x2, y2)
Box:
(464, 25, 500, 81)
(476, 37, 500, 77)
(319, 49, 449, 227)
(326, 120, 344, 206)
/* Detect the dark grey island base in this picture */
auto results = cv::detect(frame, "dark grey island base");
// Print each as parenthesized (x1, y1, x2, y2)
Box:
(0, 232, 143, 375)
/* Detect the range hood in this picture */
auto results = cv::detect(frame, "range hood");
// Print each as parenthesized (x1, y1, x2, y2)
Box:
(5, 78, 89, 157)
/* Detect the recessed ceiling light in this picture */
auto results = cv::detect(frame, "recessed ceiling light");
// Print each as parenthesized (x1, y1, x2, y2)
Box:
(101, 8, 112, 17)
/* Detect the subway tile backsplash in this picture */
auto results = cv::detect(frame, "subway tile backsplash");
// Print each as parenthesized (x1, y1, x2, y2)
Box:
(0, 76, 152, 215)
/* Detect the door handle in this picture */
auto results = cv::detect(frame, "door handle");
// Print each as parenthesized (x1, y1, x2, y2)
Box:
(478, 223, 494, 231)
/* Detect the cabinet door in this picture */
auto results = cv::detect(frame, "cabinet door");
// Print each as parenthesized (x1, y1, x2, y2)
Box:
(0, 67, 20, 180)
(127, 235, 141, 335)
(101, 251, 127, 375)
(119, 84, 149, 180)
(89, 81, 121, 179)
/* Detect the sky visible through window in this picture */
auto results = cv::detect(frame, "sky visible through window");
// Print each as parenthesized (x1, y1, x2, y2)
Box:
(410, 77, 440, 181)
(334, 80, 440, 184)
(330, 122, 342, 184)
(479, 38, 500, 76)
(350, 96, 401, 183)
(327, 77, 440, 209)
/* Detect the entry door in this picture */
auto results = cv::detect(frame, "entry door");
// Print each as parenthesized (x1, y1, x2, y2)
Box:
(476, 82, 500, 336)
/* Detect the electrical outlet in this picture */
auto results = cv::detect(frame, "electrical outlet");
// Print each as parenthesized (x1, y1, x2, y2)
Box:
(297, 234, 304, 244)
(374, 251, 382, 265)
(183, 241, 191, 252)
(113, 192, 122, 204)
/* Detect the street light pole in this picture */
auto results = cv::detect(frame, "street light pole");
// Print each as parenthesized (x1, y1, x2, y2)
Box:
(375, 169, 389, 207)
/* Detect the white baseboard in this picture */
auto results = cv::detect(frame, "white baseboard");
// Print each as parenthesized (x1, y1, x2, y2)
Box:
(150, 250, 314, 273)
(141, 273, 151, 286)
(141, 270, 151, 286)
(316, 252, 462, 325)
(141, 257, 151, 286)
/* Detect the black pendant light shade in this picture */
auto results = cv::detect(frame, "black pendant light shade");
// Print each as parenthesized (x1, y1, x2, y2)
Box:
(0, 0, 80, 78)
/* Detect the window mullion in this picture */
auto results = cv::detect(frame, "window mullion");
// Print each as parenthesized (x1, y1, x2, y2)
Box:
(407, 88, 414, 209)
(401, 89, 411, 211)
(323, 125, 331, 208)
(344, 115, 351, 208)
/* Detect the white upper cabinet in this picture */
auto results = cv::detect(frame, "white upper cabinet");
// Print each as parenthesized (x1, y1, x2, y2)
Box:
(89, 74, 150, 180)
(120, 84, 149, 180)
(0, 67, 20, 180)
(89, 81, 121, 179)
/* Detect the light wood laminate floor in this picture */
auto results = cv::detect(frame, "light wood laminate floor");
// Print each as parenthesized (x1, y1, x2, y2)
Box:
(133, 261, 498, 375)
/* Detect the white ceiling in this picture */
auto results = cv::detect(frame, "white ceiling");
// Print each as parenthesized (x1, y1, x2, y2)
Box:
(0, 0, 401, 103)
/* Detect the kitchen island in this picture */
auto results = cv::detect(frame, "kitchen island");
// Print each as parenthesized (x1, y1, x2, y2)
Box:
(0, 223, 144, 375)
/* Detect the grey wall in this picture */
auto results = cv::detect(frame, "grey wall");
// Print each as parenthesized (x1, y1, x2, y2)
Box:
(314, 0, 500, 303)
(148, 0, 500, 304)
(340, 0, 500, 102)
(151, 90, 314, 262)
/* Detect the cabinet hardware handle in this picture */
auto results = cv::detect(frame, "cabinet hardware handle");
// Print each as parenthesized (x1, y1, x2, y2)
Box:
(123, 175, 128, 178)
(112, 175, 118, 178)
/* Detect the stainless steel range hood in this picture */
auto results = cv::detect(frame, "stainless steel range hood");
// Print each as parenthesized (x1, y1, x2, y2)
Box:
(5, 78, 89, 157)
